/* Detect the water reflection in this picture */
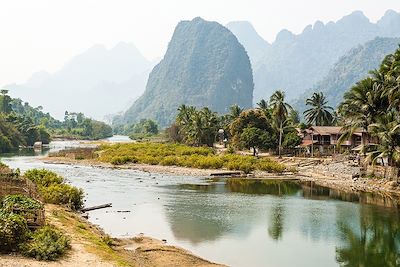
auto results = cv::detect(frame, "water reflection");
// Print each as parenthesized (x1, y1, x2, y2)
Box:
(164, 178, 400, 266)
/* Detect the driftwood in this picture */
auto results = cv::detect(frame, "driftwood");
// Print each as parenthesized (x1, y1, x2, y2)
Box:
(80, 203, 112, 212)
(210, 171, 242, 177)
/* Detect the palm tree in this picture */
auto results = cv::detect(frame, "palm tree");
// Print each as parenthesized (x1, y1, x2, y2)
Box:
(338, 78, 385, 149)
(269, 90, 292, 158)
(367, 112, 400, 169)
(304, 92, 334, 126)
(228, 104, 243, 120)
(257, 99, 268, 110)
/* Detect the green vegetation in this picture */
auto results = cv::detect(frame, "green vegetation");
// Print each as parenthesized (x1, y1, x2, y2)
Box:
(1, 194, 43, 213)
(114, 118, 159, 140)
(338, 45, 400, 171)
(304, 92, 334, 126)
(0, 90, 113, 153)
(0, 210, 29, 251)
(98, 142, 287, 174)
(25, 169, 84, 210)
(19, 226, 70, 261)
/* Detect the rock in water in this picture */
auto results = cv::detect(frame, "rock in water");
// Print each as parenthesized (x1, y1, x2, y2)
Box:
(118, 17, 254, 127)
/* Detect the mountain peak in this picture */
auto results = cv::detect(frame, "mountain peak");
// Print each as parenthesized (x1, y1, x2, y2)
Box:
(338, 10, 370, 25)
(275, 29, 295, 43)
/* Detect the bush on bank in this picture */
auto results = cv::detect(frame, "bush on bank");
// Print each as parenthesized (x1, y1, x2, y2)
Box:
(98, 142, 287, 174)
(25, 169, 84, 210)
(19, 226, 70, 261)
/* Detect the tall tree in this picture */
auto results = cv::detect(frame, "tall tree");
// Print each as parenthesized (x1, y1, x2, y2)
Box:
(269, 90, 292, 158)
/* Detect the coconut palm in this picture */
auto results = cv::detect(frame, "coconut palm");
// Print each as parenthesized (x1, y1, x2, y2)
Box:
(338, 78, 385, 148)
(269, 90, 292, 158)
(229, 104, 243, 120)
(304, 92, 334, 126)
(366, 112, 400, 168)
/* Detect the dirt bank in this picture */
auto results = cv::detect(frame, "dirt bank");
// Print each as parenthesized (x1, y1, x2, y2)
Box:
(0, 205, 223, 267)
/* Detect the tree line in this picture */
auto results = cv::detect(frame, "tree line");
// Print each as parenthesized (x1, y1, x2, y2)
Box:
(0, 90, 112, 152)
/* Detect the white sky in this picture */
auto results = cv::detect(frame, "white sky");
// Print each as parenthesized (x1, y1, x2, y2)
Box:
(1, 0, 399, 86)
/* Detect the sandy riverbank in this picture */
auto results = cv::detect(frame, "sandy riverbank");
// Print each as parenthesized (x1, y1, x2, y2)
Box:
(0, 205, 224, 267)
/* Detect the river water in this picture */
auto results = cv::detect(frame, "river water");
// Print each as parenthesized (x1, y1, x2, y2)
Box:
(1, 138, 399, 267)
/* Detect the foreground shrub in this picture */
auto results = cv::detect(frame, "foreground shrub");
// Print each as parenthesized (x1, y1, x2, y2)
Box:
(25, 169, 84, 210)
(0, 211, 29, 251)
(25, 169, 64, 187)
(1, 194, 43, 215)
(39, 184, 84, 210)
(20, 226, 70, 261)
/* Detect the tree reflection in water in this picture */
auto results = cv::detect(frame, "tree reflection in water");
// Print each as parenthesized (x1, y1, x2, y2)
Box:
(335, 205, 400, 266)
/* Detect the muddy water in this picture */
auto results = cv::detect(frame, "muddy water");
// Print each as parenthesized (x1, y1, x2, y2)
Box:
(1, 139, 399, 267)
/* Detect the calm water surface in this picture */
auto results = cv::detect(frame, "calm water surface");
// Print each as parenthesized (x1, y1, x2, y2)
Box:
(1, 139, 399, 267)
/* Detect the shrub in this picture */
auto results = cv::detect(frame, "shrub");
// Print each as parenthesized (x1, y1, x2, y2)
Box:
(1, 194, 43, 213)
(20, 226, 70, 261)
(0, 211, 29, 251)
(110, 156, 137, 165)
(39, 184, 84, 210)
(160, 156, 178, 166)
(25, 169, 64, 187)
(257, 160, 286, 173)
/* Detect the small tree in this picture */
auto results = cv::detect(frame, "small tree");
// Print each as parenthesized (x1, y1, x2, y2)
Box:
(240, 127, 272, 156)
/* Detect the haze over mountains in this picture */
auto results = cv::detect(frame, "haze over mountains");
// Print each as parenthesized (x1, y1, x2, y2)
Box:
(292, 37, 400, 114)
(4, 9, 400, 126)
(227, 9, 400, 103)
(6, 42, 153, 120)
(116, 17, 254, 127)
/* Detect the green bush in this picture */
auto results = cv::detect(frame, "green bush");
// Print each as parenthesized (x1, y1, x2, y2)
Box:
(0, 211, 29, 251)
(20, 226, 70, 261)
(257, 160, 286, 173)
(110, 156, 138, 165)
(1, 194, 43, 213)
(160, 156, 178, 166)
(25, 169, 64, 187)
(24, 169, 84, 210)
(39, 184, 84, 210)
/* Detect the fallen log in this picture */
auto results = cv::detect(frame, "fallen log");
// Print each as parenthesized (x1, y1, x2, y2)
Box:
(80, 203, 112, 212)
(210, 171, 242, 177)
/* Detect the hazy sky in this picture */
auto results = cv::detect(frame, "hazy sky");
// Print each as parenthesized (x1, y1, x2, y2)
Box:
(1, 0, 399, 86)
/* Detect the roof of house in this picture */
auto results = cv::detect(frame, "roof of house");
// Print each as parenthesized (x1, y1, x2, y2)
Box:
(309, 126, 343, 135)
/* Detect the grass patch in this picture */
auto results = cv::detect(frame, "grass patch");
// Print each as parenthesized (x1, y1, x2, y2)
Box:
(97, 142, 287, 173)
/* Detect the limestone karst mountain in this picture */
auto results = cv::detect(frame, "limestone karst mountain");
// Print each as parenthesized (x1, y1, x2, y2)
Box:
(117, 17, 254, 127)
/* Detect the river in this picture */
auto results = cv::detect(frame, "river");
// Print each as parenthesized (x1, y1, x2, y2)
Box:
(1, 138, 399, 267)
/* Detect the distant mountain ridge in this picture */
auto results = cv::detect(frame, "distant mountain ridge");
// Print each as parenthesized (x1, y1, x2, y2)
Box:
(5, 42, 152, 120)
(292, 37, 400, 114)
(226, 21, 270, 66)
(117, 17, 254, 127)
(228, 9, 400, 103)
